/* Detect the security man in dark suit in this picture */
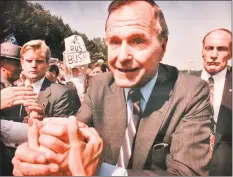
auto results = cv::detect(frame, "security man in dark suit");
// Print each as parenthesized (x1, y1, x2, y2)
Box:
(195, 28, 232, 176)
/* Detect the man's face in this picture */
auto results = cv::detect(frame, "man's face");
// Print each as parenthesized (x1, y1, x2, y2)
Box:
(91, 67, 102, 76)
(46, 71, 56, 83)
(105, 1, 167, 88)
(1, 59, 22, 82)
(21, 49, 48, 83)
(71, 68, 80, 77)
(202, 30, 232, 75)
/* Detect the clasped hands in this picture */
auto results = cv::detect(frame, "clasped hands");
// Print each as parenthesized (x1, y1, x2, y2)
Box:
(12, 116, 104, 176)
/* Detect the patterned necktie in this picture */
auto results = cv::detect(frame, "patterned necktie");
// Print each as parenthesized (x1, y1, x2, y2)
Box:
(208, 76, 215, 157)
(208, 76, 214, 108)
(117, 89, 142, 168)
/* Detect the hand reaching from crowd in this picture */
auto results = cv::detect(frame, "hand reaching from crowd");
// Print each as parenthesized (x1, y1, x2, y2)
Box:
(12, 116, 104, 176)
(0, 86, 37, 110)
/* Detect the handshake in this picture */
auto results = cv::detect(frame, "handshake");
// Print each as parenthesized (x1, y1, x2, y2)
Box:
(12, 116, 104, 176)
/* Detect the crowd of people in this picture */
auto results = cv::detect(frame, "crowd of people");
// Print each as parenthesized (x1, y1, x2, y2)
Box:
(0, 0, 232, 176)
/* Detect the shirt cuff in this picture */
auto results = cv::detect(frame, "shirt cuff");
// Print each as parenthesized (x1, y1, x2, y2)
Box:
(1, 120, 28, 147)
(98, 162, 128, 176)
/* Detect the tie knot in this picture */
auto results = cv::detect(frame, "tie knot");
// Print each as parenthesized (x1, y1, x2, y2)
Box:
(27, 85, 34, 89)
(208, 76, 214, 84)
(128, 89, 142, 103)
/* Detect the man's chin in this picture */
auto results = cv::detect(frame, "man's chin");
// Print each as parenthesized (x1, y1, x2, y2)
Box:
(206, 67, 221, 75)
(115, 78, 140, 88)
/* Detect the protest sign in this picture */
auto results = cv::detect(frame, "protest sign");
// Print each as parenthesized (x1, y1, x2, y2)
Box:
(64, 35, 91, 68)
(49, 57, 59, 64)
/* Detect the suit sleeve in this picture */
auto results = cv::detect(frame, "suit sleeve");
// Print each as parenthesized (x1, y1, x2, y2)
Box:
(128, 80, 213, 176)
(165, 80, 213, 176)
(53, 88, 81, 117)
(0, 120, 28, 147)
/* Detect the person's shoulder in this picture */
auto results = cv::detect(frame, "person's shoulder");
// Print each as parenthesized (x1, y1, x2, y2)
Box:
(90, 72, 114, 87)
(175, 71, 209, 94)
(160, 63, 207, 89)
(49, 80, 73, 92)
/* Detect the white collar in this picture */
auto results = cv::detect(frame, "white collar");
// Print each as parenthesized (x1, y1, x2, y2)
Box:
(201, 68, 227, 81)
(25, 77, 45, 94)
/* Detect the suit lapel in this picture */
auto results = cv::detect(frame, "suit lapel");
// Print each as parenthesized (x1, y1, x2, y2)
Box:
(133, 65, 178, 169)
(214, 132, 222, 147)
(104, 80, 127, 163)
(215, 68, 232, 144)
(37, 78, 51, 108)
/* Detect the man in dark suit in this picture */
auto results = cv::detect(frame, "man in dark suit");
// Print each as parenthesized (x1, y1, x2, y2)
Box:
(12, 0, 213, 176)
(194, 28, 232, 176)
(19, 39, 81, 119)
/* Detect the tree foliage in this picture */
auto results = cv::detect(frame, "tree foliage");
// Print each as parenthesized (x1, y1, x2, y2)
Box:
(0, 1, 107, 62)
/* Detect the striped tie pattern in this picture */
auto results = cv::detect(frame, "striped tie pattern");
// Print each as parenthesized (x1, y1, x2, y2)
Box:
(208, 76, 215, 157)
(208, 76, 214, 109)
(117, 89, 142, 168)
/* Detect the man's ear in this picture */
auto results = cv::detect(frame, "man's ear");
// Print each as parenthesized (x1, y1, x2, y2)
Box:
(201, 49, 205, 59)
(159, 37, 168, 61)
(161, 37, 168, 52)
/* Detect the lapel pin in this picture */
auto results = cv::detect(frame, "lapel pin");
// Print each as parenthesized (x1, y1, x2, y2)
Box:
(229, 89, 232, 92)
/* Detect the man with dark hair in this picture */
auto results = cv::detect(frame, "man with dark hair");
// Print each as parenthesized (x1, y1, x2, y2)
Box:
(194, 28, 232, 176)
(46, 64, 60, 83)
(12, 0, 213, 176)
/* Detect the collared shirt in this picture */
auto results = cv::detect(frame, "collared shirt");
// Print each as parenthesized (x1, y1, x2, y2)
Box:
(124, 72, 158, 124)
(201, 68, 227, 124)
(25, 77, 45, 95)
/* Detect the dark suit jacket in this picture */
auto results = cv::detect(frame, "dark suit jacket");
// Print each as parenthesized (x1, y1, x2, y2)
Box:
(78, 63, 213, 176)
(1, 78, 81, 121)
(36, 78, 81, 117)
(194, 67, 232, 176)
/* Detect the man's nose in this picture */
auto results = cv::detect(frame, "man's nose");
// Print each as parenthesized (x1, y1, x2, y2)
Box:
(117, 42, 132, 63)
(210, 49, 218, 60)
(31, 60, 37, 67)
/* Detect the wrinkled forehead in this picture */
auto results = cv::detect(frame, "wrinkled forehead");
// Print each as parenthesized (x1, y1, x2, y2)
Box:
(204, 30, 232, 47)
(106, 1, 155, 33)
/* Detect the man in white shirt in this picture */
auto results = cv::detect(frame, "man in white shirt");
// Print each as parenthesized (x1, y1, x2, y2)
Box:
(199, 28, 232, 176)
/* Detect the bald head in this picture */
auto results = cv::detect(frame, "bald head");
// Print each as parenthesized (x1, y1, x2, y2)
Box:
(202, 28, 232, 75)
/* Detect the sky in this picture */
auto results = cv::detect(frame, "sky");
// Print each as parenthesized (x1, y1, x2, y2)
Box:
(31, 1, 231, 70)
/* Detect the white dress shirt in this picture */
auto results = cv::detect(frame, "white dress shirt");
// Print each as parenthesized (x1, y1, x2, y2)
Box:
(201, 68, 227, 124)
(25, 77, 45, 95)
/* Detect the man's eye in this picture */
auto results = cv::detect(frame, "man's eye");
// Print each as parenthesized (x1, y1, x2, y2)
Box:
(218, 47, 228, 51)
(205, 47, 213, 51)
(133, 38, 144, 44)
(110, 40, 120, 45)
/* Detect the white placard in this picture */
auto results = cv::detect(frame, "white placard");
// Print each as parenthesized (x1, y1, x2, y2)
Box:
(64, 35, 91, 68)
